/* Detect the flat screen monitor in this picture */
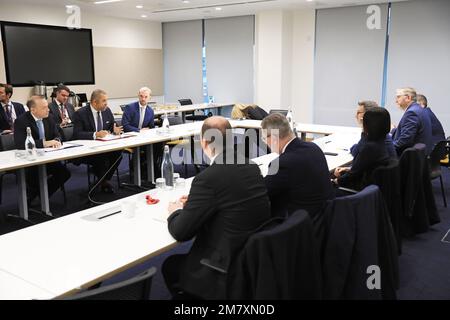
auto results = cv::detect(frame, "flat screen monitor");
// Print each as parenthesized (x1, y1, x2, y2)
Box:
(1, 21, 95, 87)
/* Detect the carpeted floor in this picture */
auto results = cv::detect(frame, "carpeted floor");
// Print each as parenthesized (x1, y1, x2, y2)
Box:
(1, 156, 450, 300)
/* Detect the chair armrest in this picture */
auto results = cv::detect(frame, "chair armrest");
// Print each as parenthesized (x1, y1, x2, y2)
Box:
(338, 187, 358, 194)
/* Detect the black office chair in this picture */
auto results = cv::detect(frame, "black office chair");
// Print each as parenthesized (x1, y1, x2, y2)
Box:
(62, 267, 157, 300)
(428, 140, 448, 207)
(178, 99, 208, 122)
(0, 133, 17, 205)
(120, 105, 127, 112)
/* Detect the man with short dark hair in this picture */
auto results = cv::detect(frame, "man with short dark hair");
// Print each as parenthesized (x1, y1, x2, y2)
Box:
(49, 85, 76, 128)
(416, 94, 445, 146)
(261, 113, 334, 218)
(14, 96, 71, 202)
(162, 116, 271, 299)
(0, 83, 26, 133)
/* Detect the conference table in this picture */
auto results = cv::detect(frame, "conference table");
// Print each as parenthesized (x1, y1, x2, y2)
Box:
(0, 128, 360, 300)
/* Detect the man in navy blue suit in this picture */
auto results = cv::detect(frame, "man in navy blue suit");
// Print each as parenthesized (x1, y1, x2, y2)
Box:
(391, 87, 433, 155)
(417, 94, 445, 147)
(121, 87, 155, 132)
(261, 113, 335, 218)
(73, 89, 123, 193)
(0, 83, 26, 134)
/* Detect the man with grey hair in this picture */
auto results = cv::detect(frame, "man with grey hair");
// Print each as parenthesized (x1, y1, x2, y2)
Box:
(73, 89, 123, 193)
(162, 116, 270, 299)
(261, 113, 334, 218)
(122, 87, 155, 132)
(391, 87, 432, 155)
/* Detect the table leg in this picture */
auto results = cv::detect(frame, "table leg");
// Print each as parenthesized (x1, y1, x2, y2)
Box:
(38, 165, 52, 216)
(146, 144, 155, 184)
(133, 147, 141, 187)
(17, 168, 28, 220)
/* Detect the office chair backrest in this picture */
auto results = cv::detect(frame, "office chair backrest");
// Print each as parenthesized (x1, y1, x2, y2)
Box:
(120, 105, 127, 112)
(168, 116, 183, 126)
(178, 99, 193, 106)
(429, 140, 447, 174)
(63, 267, 157, 300)
(0, 133, 15, 151)
(269, 109, 288, 116)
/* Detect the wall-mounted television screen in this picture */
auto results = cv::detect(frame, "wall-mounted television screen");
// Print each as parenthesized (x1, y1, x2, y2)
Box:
(1, 21, 95, 87)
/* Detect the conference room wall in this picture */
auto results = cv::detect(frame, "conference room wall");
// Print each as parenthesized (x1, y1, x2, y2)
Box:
(0, 1, 162, 107)
(385, 0, 450, 136)
(254, 9, 316, 124)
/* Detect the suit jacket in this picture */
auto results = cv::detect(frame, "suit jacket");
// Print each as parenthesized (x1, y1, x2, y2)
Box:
(14, 111, 61, 149)
(72, 106, 116, 140)
(392, 102, 433, 155)
(167, 151, 271, 299)
(48, 100, 76, 125)
(0, 101, 26, 131)
(338, 139, 391, 191)
(264, 138, 335, 218)
(423, 107, 445, 146)
(350, 132, 397, 159)
(121, 102, 155, 132)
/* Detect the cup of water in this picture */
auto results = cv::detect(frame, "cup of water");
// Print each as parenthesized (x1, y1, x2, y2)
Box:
(176, 177, 186, 189)
(155, 177, 166, 189)
(121, 200, 136, 219)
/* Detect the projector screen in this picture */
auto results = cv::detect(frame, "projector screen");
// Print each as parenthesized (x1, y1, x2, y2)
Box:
(1, 21, 95, 87)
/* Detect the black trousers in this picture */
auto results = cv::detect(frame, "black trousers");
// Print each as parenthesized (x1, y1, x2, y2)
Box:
(82, 151, 122, 181)
(162, 254, 186, 297)
(26, 161, 71, 200)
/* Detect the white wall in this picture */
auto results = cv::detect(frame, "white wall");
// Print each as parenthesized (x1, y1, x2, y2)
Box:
(0, 1, 162, 110)
(254, 9, 316, 124)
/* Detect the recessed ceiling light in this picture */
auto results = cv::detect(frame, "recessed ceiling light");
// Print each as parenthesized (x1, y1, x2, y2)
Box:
(136, 5, 144, 9)
(215, 7, 222, 11)
(94, 0, 123, 4)
(306, 0, 314, 2)
(141, 14, 147, 18)
(182, 0, 190, 3)
(65, 5, 74, 8)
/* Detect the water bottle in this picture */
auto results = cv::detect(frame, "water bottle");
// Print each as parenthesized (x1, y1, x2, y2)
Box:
(286, 108, 294, 131)
(25, 127, 36, 161)
(162, 113, 170, 132)
(161, 145, 174, 189)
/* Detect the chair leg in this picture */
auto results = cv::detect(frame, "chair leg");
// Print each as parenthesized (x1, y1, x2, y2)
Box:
(439, 175, 447, 207)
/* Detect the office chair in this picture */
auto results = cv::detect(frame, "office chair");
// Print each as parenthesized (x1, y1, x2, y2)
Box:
(269, 109, 289, 116)
(178, 98, 208, 122)
(120, 105, 127, 112)
(62, 267, 157, 300)
(0, 133, 17, 205)
(428, 140, 448, 207)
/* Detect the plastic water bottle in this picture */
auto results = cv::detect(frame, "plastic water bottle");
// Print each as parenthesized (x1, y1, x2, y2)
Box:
(162, 113, 170, 132)
(25, 127, 36, 161)
(161, 145, 174, 189)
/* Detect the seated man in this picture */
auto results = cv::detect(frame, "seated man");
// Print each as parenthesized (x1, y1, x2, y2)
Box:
(0, 83, 26, 134)
(162, 116, 271, 300)
(261, 113, 335, 218)
(231, 104, 268, 120)
(417, 94, 445, 147)
(72, 89, 123, 193)
(121, 87, 155, 132)
(14, 96, 71, 202)
(350, 100, 396, 159)
(391, 87, 432, 155)
(48, 85, 76, 129)
(334, 108, 393, 191)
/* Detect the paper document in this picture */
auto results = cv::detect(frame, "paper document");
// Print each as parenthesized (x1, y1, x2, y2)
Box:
(97, 132, 137, 141)
(43, 142, 82, 152)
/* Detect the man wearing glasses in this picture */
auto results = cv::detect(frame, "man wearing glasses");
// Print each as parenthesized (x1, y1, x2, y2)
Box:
(391, 87, 432, 155)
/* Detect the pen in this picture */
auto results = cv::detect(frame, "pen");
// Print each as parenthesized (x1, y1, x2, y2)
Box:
(98, 210, 121, 219)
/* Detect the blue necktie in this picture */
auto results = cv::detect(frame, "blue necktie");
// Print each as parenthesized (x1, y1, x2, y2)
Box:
(36, 119, 45, 140)
(97, 111, 103, 131)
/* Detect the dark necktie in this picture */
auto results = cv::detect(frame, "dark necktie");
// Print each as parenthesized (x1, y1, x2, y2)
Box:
(4, 104, 12, 128)
(97, 111, 103, 131)
(60, 104, 66, 120)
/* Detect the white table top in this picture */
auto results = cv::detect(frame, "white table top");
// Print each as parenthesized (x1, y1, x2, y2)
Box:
(0, 270, 55, 300)
(113, 103, 231, 117)
(0, 179, 193, 299)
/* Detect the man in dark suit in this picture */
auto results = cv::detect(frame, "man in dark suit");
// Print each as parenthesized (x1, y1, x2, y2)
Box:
(72, 89, 123, 193)
(417, 94, 445, 147)
(14, 96, 71, 202)
(391, 87, 433, 155)
(261, 113, 335, 218)
(122, 87, 155, 132)
(162, 116, 271, 300)
(49, 85, 76, 128)
(0, 83, 26, 133)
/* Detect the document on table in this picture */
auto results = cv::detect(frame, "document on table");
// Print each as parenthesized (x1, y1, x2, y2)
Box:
(43, 142, 83, 152)
(97, 133, 137, 141)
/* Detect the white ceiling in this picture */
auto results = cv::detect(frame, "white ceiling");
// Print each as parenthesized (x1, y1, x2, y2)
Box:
(3, 0, 410, 22)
